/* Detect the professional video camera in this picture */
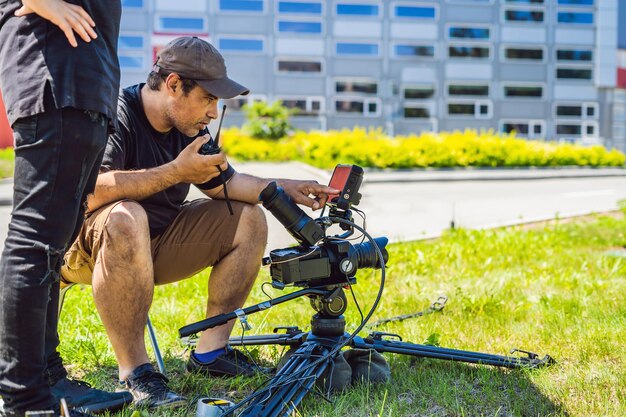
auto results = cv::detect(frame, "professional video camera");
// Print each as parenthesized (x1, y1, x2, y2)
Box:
(259, 164, 388, 289)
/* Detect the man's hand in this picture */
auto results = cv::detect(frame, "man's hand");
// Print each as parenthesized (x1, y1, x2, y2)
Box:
(171, 135, 228, 184)
(15, 0, 98, 47)
(278, 179, 339, 210)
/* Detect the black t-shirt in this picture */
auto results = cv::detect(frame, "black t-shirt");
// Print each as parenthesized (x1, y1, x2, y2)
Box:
(102, 84, 236, 238)
(0, 0, 121, 128)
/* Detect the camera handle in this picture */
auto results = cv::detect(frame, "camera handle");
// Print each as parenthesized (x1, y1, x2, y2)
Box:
(179, 287, 336, 338)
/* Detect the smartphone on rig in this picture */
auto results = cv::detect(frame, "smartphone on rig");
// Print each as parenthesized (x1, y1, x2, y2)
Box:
(327, 164, 363, 210)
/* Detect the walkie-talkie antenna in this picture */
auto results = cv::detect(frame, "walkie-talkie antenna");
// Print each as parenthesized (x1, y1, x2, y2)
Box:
(213, 104, 234, 216)
(214, 104, 227, 147)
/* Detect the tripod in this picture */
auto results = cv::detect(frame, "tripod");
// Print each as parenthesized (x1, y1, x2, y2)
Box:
(179, 285, 555, 417)
(180, 178, 555, 416)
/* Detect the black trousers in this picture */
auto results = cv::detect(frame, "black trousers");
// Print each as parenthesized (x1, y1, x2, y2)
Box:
(0, 90, 107, 413)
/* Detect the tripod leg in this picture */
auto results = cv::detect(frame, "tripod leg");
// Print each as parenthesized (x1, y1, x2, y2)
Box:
(239, 337, 337, 417)
(353, 335, 554, 368)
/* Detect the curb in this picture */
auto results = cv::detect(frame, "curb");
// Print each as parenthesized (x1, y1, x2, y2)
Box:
(387, 208, 621, 244)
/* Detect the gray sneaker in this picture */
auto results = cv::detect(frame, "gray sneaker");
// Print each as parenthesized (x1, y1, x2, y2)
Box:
(119, 364, 186, 409)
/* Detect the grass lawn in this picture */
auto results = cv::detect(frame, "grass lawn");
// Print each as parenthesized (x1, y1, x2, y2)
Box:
(59, 212, 625, 417)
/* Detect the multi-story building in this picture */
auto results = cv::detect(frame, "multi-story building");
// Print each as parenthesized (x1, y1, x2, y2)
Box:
(0, 0, 619, 149)
(613, 1, 626, 152)
(119, 0, 618, 146)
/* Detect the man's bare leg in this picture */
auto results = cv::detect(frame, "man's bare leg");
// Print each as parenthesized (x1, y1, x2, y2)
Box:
(195, 204, 268, 353)
(91, 201, 154, 380)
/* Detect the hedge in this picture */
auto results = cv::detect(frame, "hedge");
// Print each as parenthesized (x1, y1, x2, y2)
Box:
(222, 127, 626, 169)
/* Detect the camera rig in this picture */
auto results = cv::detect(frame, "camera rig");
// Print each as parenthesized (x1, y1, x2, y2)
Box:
(179, 164, 555, 417)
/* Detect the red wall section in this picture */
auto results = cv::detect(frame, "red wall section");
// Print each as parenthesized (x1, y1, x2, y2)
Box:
(618, 68, 626, 89)
(0, 91, 13, 148)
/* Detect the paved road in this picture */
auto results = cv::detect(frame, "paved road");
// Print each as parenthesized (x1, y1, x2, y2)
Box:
(1, 164, 625, 254)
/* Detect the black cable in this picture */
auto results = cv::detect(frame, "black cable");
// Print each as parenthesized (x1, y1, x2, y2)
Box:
(219, 167, 234, 215)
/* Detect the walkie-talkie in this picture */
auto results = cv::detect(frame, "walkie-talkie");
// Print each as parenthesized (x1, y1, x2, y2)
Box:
(198, 104, 234, 215)
(199, 104, 226, 155)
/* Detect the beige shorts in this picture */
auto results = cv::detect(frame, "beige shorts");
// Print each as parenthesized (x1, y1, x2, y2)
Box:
(61, 198, 244, 286)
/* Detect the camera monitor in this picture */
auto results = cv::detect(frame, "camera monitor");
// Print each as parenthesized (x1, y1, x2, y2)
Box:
(328, 165, 363, 210)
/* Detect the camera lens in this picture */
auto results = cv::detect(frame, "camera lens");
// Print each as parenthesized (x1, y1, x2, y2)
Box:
(259, 182, 325, 247)
(353, 237, 389, 269)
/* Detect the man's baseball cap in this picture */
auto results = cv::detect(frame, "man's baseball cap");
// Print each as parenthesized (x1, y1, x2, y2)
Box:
(153, 36, 249, 99)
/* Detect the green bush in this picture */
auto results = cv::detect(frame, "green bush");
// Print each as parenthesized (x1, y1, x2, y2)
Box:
(242, 101, 293, 140)
(222, 127, 626, 169)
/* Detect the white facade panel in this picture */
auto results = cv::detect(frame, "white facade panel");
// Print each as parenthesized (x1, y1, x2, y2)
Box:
(501, 27, 545, 44)
(401, 67, 437, 83)
(595, 67, 616, 87)
(555, 29, 595, 46)
(275, 39, 325, 55)
(156, 0, 206, 12)
(553, 85, 598, 101)
(333, 21, 382, 38)
(445, 63, 492, 80)
(390, 23, 438, 40)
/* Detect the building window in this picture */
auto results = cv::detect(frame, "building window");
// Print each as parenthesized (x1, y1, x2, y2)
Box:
(404, 106, 431, 119)
(335, 3, 379, 17)
(119, 54, 145, 70)
(156, 16, 207, 33)
(557, 12, 593, 24)
(556, 124, 581, 135)
(335, 79, 378, 95)
(503, 47, 544, 61)
(446, 0, 492, 3)
(448, 26, 490, 40)
(505, 0, 544, 4)
(220, 0, 264, 12)
(448, 101, 492, 118)
(447, 84, 489, 97)
(118, 34, 144, 50)
(335, 98, 381, 117)
(394, 44, 435, 58)
(448, 45, 490, 59)
(555, 121, 597, 137)
(122, 0, 144, 8)
(504, 9, 544, 23)
(277, 1, 322, 15)
(277, 20, 322, 34)
(336, 42, 379, 56)
(277, 59, 323, 73)
(554, 103, 598, 118)
(218, 38, 264, 53)
(557, 0, 593, 5)
(503, 85, 543, 98)
(500, 120, 545, 138)
(222, 95, 266, 111)
(278, 97, 324, 116)
(393, 5, 437, 20)
(404, 85, 436, 99)
(556, 49, 592, 62)
(556, 67, 592, 80)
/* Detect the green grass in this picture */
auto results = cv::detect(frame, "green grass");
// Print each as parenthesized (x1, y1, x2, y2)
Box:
(0, 147, 14, 179)
(59, 213, 626, 417)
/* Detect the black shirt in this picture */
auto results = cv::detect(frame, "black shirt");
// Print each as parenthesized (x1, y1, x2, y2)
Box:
(0, 0, 121, 128)
(102, 84, 236, 238)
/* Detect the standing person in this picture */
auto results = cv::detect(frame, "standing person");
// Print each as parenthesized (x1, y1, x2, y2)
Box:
(0, 0, 132, 416)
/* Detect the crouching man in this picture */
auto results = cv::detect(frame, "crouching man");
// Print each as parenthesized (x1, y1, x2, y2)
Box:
(60, 36, 336, 409)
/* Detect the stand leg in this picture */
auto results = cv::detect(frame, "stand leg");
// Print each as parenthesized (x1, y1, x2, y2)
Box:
(353, 333, 555, 368)
(239, 334, 339, 417)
